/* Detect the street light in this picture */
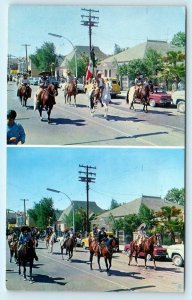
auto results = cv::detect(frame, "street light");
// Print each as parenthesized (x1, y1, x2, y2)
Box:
(48, 32, 77, 78)
(47, 188, 75, 232)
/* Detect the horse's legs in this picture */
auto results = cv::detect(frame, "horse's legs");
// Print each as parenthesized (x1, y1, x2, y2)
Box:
(47, 106, 52, 123)
(103, 103, 108, 118)
(61, 246, 64, 260)
(97, 254, 102, 272)
(130, 100, 135, 110)
(89, 251, 94, 270)
(23, 263, 27, 280)
(135, 252, 139, 266)
(29, 260, 33, 282)
(74, 95, 76, 107)
(10, 250, 13, 262)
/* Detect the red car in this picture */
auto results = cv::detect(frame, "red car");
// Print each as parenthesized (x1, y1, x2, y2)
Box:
(134, 87, 172, 107)
(124, 243, 167, 260)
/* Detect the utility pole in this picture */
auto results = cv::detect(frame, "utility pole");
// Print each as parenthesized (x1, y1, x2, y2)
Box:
(81, 8, 99, 54)
(78, 165, 96, 233)
(7, 54, 16, 75)
(20, 199, 29, 225)
(21, 44, 31, 73)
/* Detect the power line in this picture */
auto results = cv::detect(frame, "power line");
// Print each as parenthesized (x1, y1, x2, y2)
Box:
(78, 164, 96, 232)
(81, 8, 99, 54)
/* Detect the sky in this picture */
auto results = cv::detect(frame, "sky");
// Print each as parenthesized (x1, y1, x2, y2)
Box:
(7, 147, 184, 213)
(8, 5, 186, 58)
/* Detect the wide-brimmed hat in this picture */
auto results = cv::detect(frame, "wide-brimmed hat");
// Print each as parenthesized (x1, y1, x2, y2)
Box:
(67, 70, 72, 75)
(21, 226, 31, 233)
(137, 223, 146, 231)
(137, 223, 147, 230)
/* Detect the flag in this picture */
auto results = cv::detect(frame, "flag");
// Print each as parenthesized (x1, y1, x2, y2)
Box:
(86, 60, 93, 81)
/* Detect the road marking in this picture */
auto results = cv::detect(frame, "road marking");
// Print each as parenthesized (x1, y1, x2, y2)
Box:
(55, 104, 160, 146)
(39, 252, 132, 291)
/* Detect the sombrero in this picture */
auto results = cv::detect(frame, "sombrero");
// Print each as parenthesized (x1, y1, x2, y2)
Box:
(137, 223, 146, 231)
(21, 226, 31, 233)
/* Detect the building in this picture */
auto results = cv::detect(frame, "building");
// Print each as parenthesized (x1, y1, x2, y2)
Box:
(55, 200, 105, 234)
(98, 40, 185, 89)
(55, 45, 108, 78)
(91, 195, 184, 243)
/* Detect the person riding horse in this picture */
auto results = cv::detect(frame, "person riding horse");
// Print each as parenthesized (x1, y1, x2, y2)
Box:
(18, 226, 38, 261)
(135, 223, 148, 250)
(17, 73, 32, 98)
(134, 73, 143, 98)
(94, 71, 105, 107)
(66, 70, 77, 91)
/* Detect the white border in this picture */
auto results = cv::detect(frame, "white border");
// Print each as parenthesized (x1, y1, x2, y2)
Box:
(1, 1, 191, 300)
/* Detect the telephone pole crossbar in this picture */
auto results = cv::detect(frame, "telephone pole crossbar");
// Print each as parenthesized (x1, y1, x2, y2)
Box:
(78, 164, 96, 233)
(81, 8, 99, 53)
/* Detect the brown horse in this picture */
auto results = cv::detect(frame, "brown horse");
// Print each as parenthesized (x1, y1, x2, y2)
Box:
(89, 236, 119, 275)
(8, 239, 18, 263)
(61, 234, 76, 260)
(128, 233, 161, 270)
(18, 84, 31, 107)
(18, 239, 35, 282)
(65, 82, 77, 106)
(37, 83, 58, 123)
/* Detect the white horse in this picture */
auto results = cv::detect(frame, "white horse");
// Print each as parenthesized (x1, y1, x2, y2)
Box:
(101, 81, 112, 119)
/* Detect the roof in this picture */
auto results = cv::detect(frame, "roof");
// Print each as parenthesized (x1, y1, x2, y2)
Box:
(59, 46, 108, 68)
(93, 195, 184, 220)
(99, 40, 185, 65)
(58, 200, 105, 222)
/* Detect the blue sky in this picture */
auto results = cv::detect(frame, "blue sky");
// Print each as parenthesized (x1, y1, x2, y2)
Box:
(7, 147, 184, 213)
(8, 5, 185, 58)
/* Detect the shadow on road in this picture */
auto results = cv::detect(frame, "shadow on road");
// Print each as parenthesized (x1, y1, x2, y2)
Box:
(107, 285, 156, 292)
(48, 118, 86, 126)
(111, 270, 144, 280)
(32, 273, 67, 285)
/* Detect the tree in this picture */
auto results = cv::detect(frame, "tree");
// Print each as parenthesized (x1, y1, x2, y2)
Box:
(171, 32, 186, 47)
(28, 197, 56, 229)
(110, 199, 121, 210)
(144, 49, 163, 77)
(138, 204, 156, 230)
(164, 188, 184, 206)
(155, 206, 184, 244)
(30, 42, 58, 73)
(114, 44, 127, 55)
(66, 56, 88, 78)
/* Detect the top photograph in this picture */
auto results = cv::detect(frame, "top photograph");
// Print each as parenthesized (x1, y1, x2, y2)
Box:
(7, 5, 185, 146)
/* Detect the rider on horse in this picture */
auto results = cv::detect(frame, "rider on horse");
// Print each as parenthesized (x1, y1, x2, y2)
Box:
(66, 70, 77, 91)
(17, 73, 32, 98)
(18, 226, 38, 261)
(94, 71, 105, 107)
(135, 223, 148, 249)
(134, 73, 143, 98)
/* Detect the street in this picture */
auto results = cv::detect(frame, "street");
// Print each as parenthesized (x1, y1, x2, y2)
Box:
(6, 240, 184, 292)
(7, 82, 185, 146)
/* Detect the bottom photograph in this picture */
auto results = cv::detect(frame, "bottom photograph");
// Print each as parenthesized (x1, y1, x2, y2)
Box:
(6, 147, 184, 292)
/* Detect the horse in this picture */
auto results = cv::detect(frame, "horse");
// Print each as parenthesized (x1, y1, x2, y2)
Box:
(128, 233, 161, 270)
(61, 234, 76, 260)
(37, 83, 58, 123)
(89, 236, 119, 275)
(65, 82, 77, 106)
(89, 86, 108, 117)
(17, 239, 35, 282)
(8, 239, 18, 263)
(18, 84, 31, 107)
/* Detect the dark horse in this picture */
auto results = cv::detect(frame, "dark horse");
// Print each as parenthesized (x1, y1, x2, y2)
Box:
(61, 235, 76, 261)
(18, 84, 31, 107)
(65, 82, 77, 106)
(128, 233, 161, 270)
(18, 239, 35, 282)
(89, 236, 119, 275)
(37, 83, 58, 123)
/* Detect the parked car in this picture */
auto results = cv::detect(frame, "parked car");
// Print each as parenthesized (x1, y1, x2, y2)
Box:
(134, 86, 172, 107)
(82, 231, 119, 252)
(124, 243, 167, 260)
(103, 77, 121, 97)
(48, 76, 59, 85)
(166, 244, 184, 267)
(171, 90, 185, 113)
(77, 80, 85, 93)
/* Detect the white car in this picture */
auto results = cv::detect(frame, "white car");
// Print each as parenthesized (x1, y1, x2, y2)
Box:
(77, 80, 85, 93)
(171, 90, 185, 113)
(166, 244, 184, 267)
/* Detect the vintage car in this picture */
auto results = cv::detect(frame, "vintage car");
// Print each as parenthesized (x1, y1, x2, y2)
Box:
(124, 242, 167, 260)
(171, 90, 185, 113)
(134, 86, 172, 107)
(166, 244, 184, 267)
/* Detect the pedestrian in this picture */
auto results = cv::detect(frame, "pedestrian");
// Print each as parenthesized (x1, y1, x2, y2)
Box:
(7, 110, 26, 145)
(172, 79, 178, 92)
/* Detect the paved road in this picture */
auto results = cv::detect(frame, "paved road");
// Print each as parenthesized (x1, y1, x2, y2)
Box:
(7, 82, 185, 146)
(6, 240, 184, 292)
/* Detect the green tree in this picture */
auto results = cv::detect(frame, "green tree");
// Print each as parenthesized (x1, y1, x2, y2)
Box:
(138, 204, 156, 230)
(30, 42, 58, 73)
(164, 188, 184, 206)
(28, 197, 56, 229)
(126, 59, 148, 79)
(155, 206, 184, 244)
(110, 199, 121, 210)
(171, 32, 186, 47)
(144, 49, 163, 77)
(66, 55, 88, 78)
(114, 44, 126, 55)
